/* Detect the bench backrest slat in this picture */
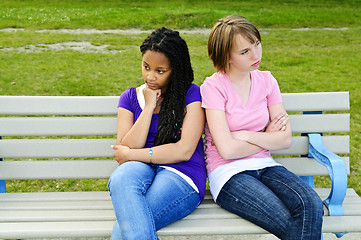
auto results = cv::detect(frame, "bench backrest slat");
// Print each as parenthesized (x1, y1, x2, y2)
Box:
(282, 92, 350, 112)
(0, 114, 349, 136)
(0, 136, 349, 159)
(0, 139, 115, 158)
(0, 117, 117, 136)
(0, 96, 119, 115)
(0, 92, 349, 115)
(0, 92, 350, 182)
(0, 158, 349, 180)
(0, 160, 119, 180)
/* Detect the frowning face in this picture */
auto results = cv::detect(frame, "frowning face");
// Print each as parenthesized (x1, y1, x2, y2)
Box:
(228, 34, 262, 74)
(142, 50, 172, 93)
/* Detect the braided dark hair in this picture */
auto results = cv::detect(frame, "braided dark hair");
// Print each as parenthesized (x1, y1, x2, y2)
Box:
(140, 27, 194, 146)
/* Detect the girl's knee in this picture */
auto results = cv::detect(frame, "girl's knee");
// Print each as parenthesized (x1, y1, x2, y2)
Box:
(108, 161, 153, 194)
(109, 162, 143, 189)
(301, 191, 324, 218)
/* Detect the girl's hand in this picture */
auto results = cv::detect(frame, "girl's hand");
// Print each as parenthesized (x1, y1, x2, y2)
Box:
(265, 113, 289, 132)
(143, 86, 161, 110)
(111, 145, 130, 165)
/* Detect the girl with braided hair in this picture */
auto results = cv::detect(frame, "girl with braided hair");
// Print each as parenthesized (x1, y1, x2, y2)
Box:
(108, 27, 206, 239)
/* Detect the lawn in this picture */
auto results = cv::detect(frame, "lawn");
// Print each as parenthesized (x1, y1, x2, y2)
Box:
(1, 0, 360, 194)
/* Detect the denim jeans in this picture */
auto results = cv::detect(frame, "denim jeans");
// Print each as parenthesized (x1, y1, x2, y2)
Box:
(108, 161, 200, 240)
(216, 166, 323, 240)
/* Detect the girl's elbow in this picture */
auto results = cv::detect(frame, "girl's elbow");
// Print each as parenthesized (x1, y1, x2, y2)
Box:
(218, 148, 235, 160)
(283, 137, 292, 149)
(177, 143, 197, 161)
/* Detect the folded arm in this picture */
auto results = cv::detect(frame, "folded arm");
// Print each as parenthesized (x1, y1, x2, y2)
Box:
(205, 103, 291, 160)
(205, 108, 263, 160)
(113, 101, 205, 165)
(234, 103, 292, 150)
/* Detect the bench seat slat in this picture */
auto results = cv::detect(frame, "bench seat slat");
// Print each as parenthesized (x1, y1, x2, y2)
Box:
(0, 135, 349, 159)
(1, 216, 360, 238)
(3, 188, 357, 202)
(1, 189, 359, 210)
(3, 198, 361, 223)
(0, 200, 113, 211)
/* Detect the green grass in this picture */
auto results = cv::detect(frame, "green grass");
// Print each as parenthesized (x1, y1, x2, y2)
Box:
(0, 0, 360, 29)
(1, 0, 361, 194)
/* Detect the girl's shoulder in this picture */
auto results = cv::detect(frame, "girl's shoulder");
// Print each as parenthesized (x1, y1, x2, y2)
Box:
(251, 70, 278, 87)
(201, 72, 228, 89)
(185, 84, 201, 104)
(120, 87, 136, 97)
(188, 83, 200, 92)
(118, 87, 138, 110)
(252, 70, 276, 82)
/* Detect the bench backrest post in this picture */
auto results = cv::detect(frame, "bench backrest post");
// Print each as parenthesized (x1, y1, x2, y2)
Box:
(299, 111, 323, 188)
(0, 136, 5, 193)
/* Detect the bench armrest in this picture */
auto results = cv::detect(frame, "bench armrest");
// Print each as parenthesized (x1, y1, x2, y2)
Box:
(308, 133, 348, 216)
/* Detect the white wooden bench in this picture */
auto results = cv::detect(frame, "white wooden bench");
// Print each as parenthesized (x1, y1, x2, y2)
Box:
(0, 92, 360, 239)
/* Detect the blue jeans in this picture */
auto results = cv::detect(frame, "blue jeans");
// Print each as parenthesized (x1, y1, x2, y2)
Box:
(108, 161, 200, 240)
(216, 166, 323, 240)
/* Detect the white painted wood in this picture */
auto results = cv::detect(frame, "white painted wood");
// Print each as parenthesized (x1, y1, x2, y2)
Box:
(275, 157, 350, 176)
(0, 215, 360, 238)
(0, 139, 116, 158)
(0, 160, 118, 180)
(0, 114, 349, 136)
(3, 198, 361, 223)
(0, 135, 349, 159)
(0, 92, 355, 238)
(271, 135, 349, 155)
(282, 92, 350, 112)
(0, 93, 349, 116)
(289, 114, 350, 133)
(0, 200, 113, 211)
(0, 157, 349, 180)
(0, 96, 119, 115)
(0, 117, 117, 136)
(0, 191, 110, 202)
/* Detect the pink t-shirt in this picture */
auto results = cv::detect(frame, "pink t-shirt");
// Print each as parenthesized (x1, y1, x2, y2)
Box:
(200, 70, 283, 174)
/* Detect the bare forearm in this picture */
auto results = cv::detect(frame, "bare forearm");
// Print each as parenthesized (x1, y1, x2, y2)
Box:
(243, 130, 291, 150)
(125, 142, 195, 164)
(119, 108, 153, 148)
(215, 137, 263, 160)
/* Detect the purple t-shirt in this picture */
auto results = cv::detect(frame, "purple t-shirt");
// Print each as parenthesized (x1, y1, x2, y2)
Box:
(117, 84, 206, 200)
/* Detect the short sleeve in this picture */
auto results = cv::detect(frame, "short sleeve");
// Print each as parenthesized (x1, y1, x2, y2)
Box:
(117, 88, 134, 112)
(185, 84, 202, 105)
(200, 77, 226, 111)
(267, 74, 282, 107)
